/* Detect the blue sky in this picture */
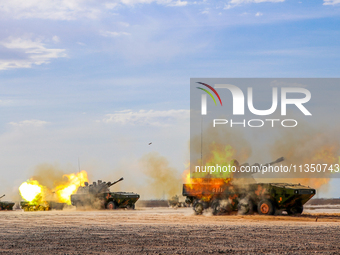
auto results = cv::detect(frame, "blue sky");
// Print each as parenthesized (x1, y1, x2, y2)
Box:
(0, 0, 340, 199)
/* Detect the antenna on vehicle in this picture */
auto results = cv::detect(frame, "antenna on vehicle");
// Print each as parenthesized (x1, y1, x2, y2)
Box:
(78, 157, 81, 187)
(201, 112, 203, 170)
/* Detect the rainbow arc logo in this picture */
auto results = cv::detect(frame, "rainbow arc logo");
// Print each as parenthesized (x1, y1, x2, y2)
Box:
(196, 82, 222, 106)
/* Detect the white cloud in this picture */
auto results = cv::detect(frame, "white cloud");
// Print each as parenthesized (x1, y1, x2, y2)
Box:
(120, 0, 188, 7)
(9, 119, 50, 127)
(229, 0, 284, 3)
(120, 0, 161, 5)
(0, 37, 67, 70)
(255, 12, 263, 16)
(104, 2, 118, 9)
(253, 48, 315, 56)
(52, 36, 60, 43)
(100, 31, 131, 37)
(0, 0, 188, 20)
(323, 0, 340, 5)
(118, 22, 130, 27)
(0, 100, 13, 106)
(225, 0, 284, 9)
(0, 0, 101, 20)
(168, 0, 188, 6)
(102, 109, 189, 126)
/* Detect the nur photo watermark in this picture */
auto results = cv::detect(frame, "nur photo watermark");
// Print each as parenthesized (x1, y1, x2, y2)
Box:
(190, 78, 340, 179)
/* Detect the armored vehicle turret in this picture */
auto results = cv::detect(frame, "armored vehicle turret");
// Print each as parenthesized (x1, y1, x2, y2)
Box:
(70, 177, 140, 210)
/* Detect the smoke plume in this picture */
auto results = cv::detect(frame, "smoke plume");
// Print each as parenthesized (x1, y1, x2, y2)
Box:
(268, 126, 340, 189)
(139, 152, 182, 199)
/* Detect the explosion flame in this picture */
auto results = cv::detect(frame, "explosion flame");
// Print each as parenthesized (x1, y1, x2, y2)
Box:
(55, 171, 88, 204)
(19, 170, 88, 205)
(19, 180, 43, 203)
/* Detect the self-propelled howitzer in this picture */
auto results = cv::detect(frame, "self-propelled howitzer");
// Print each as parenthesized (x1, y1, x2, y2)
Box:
(183, 157, 315, 216)
(70, 177, 140, 210)
(0, 194, 15, 211)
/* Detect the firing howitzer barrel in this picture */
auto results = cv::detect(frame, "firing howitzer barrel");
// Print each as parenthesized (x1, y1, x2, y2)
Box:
(239, 157, 284, 169)
(260, 157, 285, 169)
(0, 194, 5, 200)
(245, 157, 284, 170)
(107, 177, 124, 187)
(97, 177, 124, 193)
(235, 157, 285, 178)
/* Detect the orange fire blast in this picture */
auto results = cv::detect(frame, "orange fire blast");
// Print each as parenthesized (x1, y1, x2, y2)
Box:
(19, 170, 88, 205)
(182, 169, 231, 200)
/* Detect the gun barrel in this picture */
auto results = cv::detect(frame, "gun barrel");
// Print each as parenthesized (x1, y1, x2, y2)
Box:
(0, 194, 5, 199)
(108, 177, 124, 187)
(261, 157, 285, 169)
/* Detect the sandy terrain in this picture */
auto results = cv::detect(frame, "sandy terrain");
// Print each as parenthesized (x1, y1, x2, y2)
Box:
(0, 208, 340, 254)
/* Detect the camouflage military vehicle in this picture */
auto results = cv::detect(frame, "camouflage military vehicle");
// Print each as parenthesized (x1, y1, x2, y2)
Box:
(0, 195, 15, 211)
(183, 158, 316, 215)
(183, 182, 315, 215)
(70, 177, 140, 210)
(20, 201, 65, 211)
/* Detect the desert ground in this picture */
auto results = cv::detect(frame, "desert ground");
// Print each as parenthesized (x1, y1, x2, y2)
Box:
(0, 207, 340, 254)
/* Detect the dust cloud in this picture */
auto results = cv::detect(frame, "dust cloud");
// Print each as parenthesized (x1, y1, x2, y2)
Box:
(267, 126, 340, 189)
(139, 152, 182, 199)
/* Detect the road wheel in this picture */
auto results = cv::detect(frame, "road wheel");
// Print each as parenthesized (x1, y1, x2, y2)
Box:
(106, 201, 117, 210)
(287, 205, 303, 215)
(126, 204, 135, 210)
(75, 202, 83, 210)
(193, 201, 204, 215)
(258, 199, 275, 215)
(238, 198, 254, 215)
(211, 200, 221, 215)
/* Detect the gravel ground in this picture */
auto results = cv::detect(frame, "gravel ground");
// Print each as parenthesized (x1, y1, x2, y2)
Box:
(0, 208, 339, 254)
